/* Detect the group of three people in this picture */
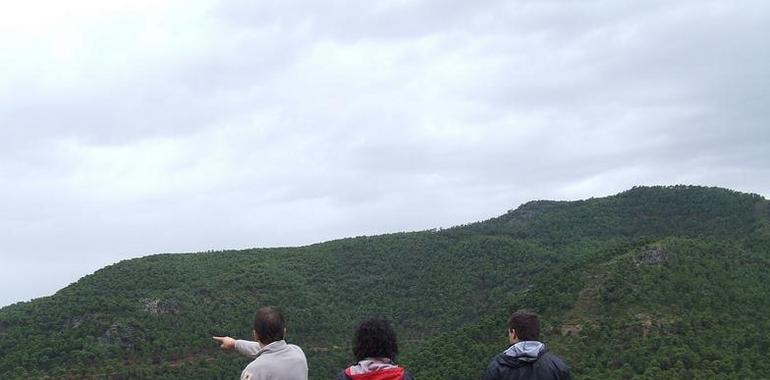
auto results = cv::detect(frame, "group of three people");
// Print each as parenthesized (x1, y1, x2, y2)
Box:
(213, 306, 571, 379)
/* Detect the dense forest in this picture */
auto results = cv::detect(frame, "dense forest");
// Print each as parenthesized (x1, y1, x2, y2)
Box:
(1, 185, 769, 379)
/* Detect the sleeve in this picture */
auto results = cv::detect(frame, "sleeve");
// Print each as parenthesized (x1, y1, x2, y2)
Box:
(482, 360, 498, 380)
(555, 355, 572, 380)
(234, 339, 262, 358)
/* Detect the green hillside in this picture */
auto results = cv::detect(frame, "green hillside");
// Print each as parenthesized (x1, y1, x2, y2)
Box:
(1, 185, 769, 379)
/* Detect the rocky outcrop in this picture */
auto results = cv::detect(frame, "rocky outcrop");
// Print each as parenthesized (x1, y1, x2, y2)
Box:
(635, 246, 669, 266)
(560, 324, 583, 336)
(99, 323, 147, 348)
(141, 298, 181, 315)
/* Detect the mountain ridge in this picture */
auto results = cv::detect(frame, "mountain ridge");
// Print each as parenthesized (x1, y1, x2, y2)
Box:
(2, 185, 769, 379)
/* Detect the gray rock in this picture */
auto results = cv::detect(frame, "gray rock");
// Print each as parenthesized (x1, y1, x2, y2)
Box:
(635, 247, 669, 266)
(141, 298, 181, 314)
(99, 323, 146, 348)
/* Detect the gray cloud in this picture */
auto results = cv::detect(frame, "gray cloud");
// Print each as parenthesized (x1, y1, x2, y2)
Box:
(1, 0, 769, 306)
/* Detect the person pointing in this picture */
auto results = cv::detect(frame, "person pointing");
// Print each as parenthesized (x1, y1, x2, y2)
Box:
(213, 306, 308, 380)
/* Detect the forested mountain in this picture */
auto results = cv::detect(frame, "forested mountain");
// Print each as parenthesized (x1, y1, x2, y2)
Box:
(2, 185, 769, 379)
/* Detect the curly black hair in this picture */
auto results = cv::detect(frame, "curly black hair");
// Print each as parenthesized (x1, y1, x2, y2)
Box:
(352, 317, 399, 361)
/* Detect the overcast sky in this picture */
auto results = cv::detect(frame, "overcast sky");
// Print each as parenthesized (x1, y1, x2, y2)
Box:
(1, 0, 768, 307)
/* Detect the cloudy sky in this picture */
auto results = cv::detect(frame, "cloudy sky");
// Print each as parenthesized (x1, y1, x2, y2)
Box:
(1, 0, 769, 307)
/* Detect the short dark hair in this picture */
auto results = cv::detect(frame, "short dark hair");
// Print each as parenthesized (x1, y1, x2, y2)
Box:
(352, 318, 399, 361)
(253, 306, 286, 345)
(508, 310, 540, 341)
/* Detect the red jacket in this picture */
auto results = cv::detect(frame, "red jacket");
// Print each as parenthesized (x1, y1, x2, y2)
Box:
(336, 366, 415, 380)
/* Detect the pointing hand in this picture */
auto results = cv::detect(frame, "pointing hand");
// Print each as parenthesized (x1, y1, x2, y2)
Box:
(212, 336, 236, 350)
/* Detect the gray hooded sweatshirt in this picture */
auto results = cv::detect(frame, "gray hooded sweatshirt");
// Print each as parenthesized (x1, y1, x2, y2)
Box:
(235, 339, 308, 380)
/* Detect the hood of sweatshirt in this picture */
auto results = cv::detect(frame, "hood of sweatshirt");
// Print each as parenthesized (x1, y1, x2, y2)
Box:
(345, 358, 405, 380)
(497, 341, 546, 368)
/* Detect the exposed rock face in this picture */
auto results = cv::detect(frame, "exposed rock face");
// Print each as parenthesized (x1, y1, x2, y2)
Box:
(560, 324, 583, 336)
(99, 323, 146, 348)
(65, 316, 87, 328)
(64, 314, 103, 329)
(636, 313, 654, 338)
(141, 298, 181, 314)
(635, 247, 669, 266)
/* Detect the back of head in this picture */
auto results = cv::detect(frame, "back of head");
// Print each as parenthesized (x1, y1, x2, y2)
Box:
(352, 317, 399, 361)
(508, 310, 540, 341)
(254, 306, 286, 345)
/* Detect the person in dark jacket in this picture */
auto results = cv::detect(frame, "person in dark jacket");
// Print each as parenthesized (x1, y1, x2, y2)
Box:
(483, 310, 571, 380)
(336, 318, 415, 380)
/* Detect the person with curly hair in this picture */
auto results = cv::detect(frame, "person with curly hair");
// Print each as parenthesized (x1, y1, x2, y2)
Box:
(336, 317, 415, 380)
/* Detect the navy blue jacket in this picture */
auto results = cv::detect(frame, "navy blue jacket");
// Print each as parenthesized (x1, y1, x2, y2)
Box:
(483, 350, 572, 380)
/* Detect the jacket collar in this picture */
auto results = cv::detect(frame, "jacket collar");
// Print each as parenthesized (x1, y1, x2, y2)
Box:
(347, 358, 399, 375)
(255, 340, 287, 357)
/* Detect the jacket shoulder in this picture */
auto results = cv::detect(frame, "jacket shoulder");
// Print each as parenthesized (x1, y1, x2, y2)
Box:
(540, 352, 572, 379)
(335, 370, 351, 380)
(287, 343, 306, 354)
(482, 354, 505, 380)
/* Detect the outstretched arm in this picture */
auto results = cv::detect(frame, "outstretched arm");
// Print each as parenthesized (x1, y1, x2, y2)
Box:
(212, 336, 262, 358)
(234, 339, 262, 358)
